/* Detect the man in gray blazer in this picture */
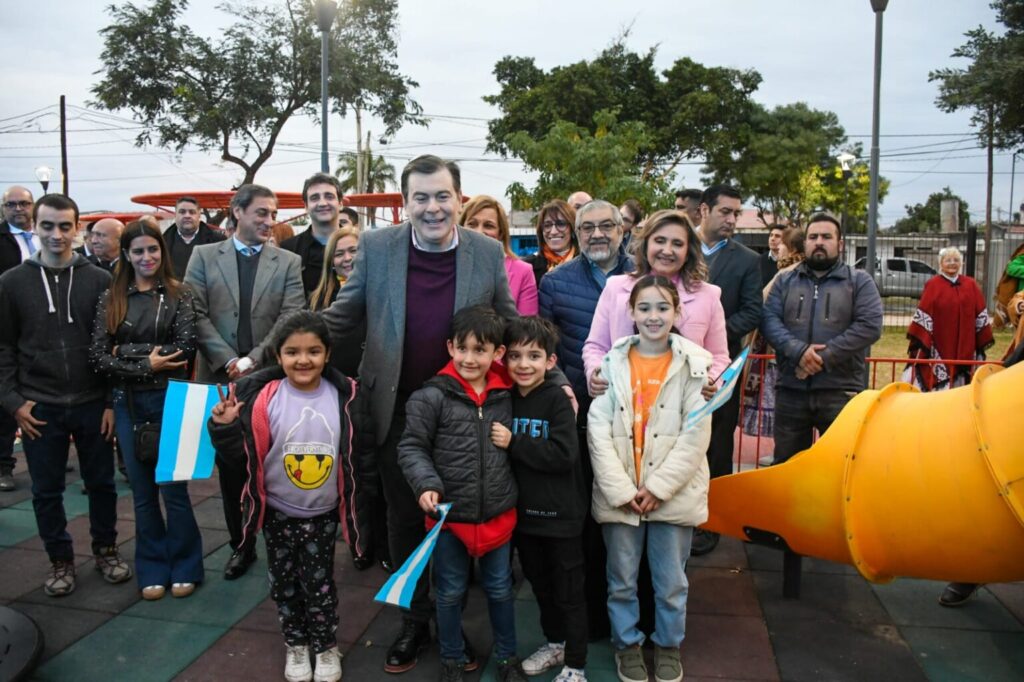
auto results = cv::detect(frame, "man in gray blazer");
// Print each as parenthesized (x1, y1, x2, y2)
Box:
(322, 155, 516, 674)
(184, 184, 304, 578)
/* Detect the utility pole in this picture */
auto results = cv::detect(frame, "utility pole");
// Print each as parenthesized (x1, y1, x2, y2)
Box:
(59, 95, 69, 195)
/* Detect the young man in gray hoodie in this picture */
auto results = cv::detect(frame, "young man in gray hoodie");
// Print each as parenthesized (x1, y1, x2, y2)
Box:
(0, 193, 132, 596)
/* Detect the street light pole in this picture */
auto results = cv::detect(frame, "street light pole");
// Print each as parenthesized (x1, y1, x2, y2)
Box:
(314, 0, 338, 174)
(866, 0, 888, 281)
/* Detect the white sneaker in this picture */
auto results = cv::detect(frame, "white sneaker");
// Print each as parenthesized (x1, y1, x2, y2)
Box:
(313, 646, 343, 682)
(553, 666, 587, 681)
(521, 642, 565, 675)
(758, 454, 775, 467)
(284, 644, 312, 682)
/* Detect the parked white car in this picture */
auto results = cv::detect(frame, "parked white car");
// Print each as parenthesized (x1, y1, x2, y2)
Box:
(854, 257, 937, 298)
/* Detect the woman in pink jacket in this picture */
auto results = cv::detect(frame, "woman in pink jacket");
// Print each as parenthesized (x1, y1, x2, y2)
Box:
(584, 209, 729, 396)
(459, 195, 539, 315)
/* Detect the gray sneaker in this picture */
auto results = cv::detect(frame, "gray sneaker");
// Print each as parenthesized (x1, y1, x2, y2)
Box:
(614, 646, 647, 682)
(654, 646, 683, 682)
(94, 546, 133, 584)
(0, 470, 15, 492)
(44, 560, 76, 597)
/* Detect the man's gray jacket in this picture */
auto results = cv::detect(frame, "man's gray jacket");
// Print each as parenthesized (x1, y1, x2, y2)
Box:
(761, 260, 883, 392)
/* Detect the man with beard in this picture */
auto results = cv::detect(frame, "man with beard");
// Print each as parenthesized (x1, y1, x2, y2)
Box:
(761, 213, 882, 464)
(164, 196, 226, 279)
(281, 173, 347, 297)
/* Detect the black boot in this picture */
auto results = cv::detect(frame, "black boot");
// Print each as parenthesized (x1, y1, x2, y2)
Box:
(384, 620, 431, 673)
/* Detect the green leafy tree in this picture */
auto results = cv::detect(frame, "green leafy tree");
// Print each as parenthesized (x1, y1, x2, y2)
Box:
(796, 157, 890, 234)
(485, 38, 761, 183)
(503, 109, 673, 211)
(892, 187, 971, 233)
(335, 148, 396, 227)
(91, 0, 421, 189)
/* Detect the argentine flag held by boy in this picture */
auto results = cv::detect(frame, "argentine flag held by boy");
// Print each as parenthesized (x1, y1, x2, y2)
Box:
(685, 346, 751, 431)
(155, 380, 222, 484)
(375, 503, 453, 608)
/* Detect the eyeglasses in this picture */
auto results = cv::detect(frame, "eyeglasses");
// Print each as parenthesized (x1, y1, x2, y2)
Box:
(3, 201, 31, 210)
(578, 221, 620, 236)
(540, 219, 570, 232)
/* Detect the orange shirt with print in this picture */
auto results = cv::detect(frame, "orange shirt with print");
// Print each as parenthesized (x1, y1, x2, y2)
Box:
(628, 347, 672, 486)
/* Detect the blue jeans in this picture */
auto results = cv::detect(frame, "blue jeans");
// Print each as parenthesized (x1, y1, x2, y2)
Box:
(602, 522, 692, 649)
(22, 399, 117, 562)
(115, 388, 204, 588)
(433, 531, 516, 661)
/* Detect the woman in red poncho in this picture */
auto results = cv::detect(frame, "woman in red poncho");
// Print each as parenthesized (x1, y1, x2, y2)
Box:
(906, 246, 994, 391)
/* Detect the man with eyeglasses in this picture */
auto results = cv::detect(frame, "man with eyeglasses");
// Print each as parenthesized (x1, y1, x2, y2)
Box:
(281, 173, 347, 297)
(163, 195, 226, 279)
(692, 184, 762, 556)
(539, 198, 632, 641)
(0, 185, 40, 491)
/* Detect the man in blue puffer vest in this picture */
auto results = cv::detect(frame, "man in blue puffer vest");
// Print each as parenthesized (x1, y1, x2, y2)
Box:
(539, 198, 632, 642)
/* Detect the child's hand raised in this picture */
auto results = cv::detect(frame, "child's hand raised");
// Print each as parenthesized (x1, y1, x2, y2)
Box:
(418, 490, 440, 514)
(490, 422, 512, 449)
(211, 383, 245, 425)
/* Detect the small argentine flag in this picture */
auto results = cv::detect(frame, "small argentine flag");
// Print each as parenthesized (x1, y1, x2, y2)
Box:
(685, 346, 750, 431)
(155, 380, 222, 484)
(375, 503, 452, 608)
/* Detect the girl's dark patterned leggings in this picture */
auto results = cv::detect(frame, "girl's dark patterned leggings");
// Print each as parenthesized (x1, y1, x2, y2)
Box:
(263, 507, 339, 653)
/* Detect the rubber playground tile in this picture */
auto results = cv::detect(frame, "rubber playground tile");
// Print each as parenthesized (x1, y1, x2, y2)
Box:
(199, 528, 232, 558)
(18, 559, 140, 613)
(0, 476, 33, 508)
(753, 571, 891, 625)
(189, 496, 230, 532)
(0, 547, 58, 601)
(229, 596, 280, 635)
(335, 583, 385, 644)
(687, 565, 764, 617)
(744, 542, 859, 576)
(682, 613, 779, 681)
(16, 513, 134, 558)
(688, 534, 750, 570)
(0, 507, 42, 547)
(124, 569, 269, 628)
(175, 628, 290, 682)
(200, 535, 266, 572)
(6, 600, 112, 663)
(899, 625, 1024, 682)
(767, 616, 925, 681)
(988, 582, 1024, 625)
(871, 579, 1024, 631)
(34, 614, 224, 682)
(332, 554, 392, 589)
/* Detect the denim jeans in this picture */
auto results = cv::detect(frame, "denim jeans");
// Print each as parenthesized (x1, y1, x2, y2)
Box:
(22, 399, 117, 562)
(602, 522, 692, 649)
(433, 531, 516, 661)
(773, 388, 856, 464)
(0, 407, 17, 473)
(114, 388, 204, 588)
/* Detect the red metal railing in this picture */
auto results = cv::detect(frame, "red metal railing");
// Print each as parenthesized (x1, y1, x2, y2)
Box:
(732, 354, 1000, 471)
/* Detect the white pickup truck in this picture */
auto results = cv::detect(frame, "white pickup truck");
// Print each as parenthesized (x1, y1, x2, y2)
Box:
(854, 257, 937, 298)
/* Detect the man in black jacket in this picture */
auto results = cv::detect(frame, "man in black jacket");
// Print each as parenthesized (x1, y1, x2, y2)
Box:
(694, 184, 762, 555)
(0, 194, 132, 596)
(0, 185, 39, 490)
(86, 218, 123, 272)
(163, 196, 225, 279)
(281, 173, 349, 297)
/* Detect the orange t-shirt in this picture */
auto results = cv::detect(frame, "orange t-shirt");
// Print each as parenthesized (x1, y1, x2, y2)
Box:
(628, 347, 672, 486)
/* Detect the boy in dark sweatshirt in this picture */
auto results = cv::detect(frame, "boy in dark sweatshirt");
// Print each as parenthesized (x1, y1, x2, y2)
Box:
(491, 316, 588, 682)
(0, 194, 131, 597)
(397, 305, 525, 682)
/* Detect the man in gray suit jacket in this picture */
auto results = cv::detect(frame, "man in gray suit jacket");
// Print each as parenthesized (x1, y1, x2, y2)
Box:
(322, 155, 516, 674)
(184, 184, 304, 578)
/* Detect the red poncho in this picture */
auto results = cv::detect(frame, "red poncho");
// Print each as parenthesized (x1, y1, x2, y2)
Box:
(907, 274, 994, 391)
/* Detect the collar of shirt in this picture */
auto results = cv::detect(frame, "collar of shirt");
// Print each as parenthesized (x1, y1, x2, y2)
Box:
(941, 272, 960, 284)
(701, 238, 728, 257)
(410, 224, 460, 252)
(232, 236, 263, 255)
(177, 227, 197, 244)
(8, 224, 28, 236)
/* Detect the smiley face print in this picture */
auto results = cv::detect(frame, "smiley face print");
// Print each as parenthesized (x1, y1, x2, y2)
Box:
(283, 452, 334, 490)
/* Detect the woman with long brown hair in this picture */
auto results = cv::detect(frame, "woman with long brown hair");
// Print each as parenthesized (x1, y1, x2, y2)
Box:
(459, 195, 538, 315)
(89, 218, 203, 601)
(523, 199, 579, 286)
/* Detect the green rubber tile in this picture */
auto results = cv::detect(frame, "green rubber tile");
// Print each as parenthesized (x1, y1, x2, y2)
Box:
(753, 571, 891, 625)
(0, 507, 42, 547)
(871, 579, 1024, 631)
(34, 614, 224, 682)
(123, 566, 269, 628)
(900, 626, 1024, 682)
(174, 628, 290, 682)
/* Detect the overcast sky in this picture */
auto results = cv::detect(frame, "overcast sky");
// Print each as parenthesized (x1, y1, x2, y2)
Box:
(1, 0, 1016, 226)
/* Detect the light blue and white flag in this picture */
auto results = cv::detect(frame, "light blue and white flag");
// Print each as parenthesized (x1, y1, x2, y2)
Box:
(375, 503, 452, 608)
(155, 380, 222, 484)
(685, 346, 751, 431)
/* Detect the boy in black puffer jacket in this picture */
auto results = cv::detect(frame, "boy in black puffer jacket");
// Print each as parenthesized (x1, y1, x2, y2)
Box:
(398, 305, 525, 682)
(491, 317, 588, 682)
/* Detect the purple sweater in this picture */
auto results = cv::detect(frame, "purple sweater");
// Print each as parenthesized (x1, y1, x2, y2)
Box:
(399, 244, 457, 395)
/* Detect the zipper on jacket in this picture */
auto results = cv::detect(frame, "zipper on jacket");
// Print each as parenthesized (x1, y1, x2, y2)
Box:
(824, 293, 831, 321)
(796, 294, 805, 320)
(52, 271, 72, 385)
(154, 293, 164, 337)
(476, 403, 486, 519)
(806, 283, 820, 389)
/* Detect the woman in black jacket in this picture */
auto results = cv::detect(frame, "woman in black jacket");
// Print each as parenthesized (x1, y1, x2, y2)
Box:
(523, 199, 579, 287)
(90, 218, 204, 601)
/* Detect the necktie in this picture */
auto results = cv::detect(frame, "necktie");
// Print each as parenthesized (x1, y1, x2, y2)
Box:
(21, 233, 36, 256)
(241, 246, 253, 257)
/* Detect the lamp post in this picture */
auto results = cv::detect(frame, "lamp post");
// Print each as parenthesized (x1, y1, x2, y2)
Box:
(314, 0, 338, 174)
(865, 0, 888, 281)
(837, 151, 857, 233)
(34, 165, 53, 193)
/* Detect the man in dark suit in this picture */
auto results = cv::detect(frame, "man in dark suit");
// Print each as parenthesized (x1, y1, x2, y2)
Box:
(694, 184, 762, 555)
(280, 173, 348, 298)
(85, 218, 123, 272)
(184, 184, 304, 579)
(322, 155, 517, 674)
(0, 185, 39, 491)
(163, 196, 226, 279)
(760, 224, 785, 287)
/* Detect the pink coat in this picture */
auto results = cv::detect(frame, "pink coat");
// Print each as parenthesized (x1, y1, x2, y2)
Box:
(583, 274, 730, 383)
(506, 256, 539, 316)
